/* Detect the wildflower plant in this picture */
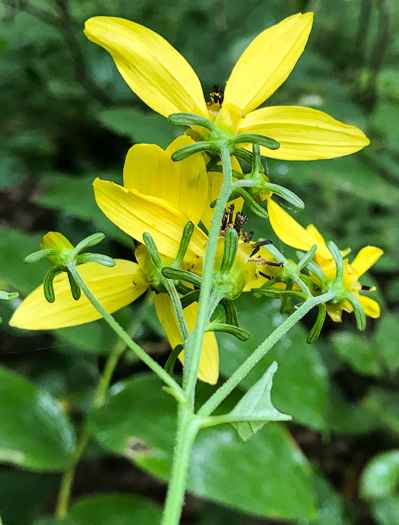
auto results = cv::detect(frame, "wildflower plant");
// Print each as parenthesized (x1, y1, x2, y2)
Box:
(7, 11, 383, 525)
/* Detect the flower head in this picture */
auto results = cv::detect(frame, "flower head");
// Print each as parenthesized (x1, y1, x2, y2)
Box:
(85, 13, 369, 160)
(268, 198, 383, 321)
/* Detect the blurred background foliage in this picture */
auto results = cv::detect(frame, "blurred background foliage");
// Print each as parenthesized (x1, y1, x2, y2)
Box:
(0, 0, 398, 523)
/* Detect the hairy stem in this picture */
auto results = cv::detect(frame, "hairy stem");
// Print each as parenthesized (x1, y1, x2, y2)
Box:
(67, 264, 184, 399)
(198, 291, 335, 416)
(183, 146, 233, 401)
(161, 406, 201, 525)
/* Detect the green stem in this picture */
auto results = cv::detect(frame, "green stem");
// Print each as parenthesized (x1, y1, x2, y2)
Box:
(161, 406, 201, 525)
(183, 146, 233, 401)
(198, 291, 335, 417)
(67, 264, 184, 400)
(55, 305, 148, 520)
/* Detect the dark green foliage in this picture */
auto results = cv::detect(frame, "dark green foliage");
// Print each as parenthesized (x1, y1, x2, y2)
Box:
(0, 0, 398, 523)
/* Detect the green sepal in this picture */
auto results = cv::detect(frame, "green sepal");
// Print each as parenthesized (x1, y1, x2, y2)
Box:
(76, 253, 116, 267)
(43, 267, 62, 303)
(175, 283, 193, 295)
(164, 344, 183, 376)
(296, 246, 318, 271)
(304, 260, 328, 285)
(307, 303, 327, 344)
(205, 323, 250, 341)
(229, 133, 280, 151)
(171, 141, 217, 162)
(252, 287, 308, 300)
(67, 270, 81, 301)
(161, 267, 202, 287)
(228, 362, 291, 441)
(327, 241, 344, 283)
(168, 112, 219, 134)
(345, 293, 367, 331)
(24, 248, 58, 264)
(0, 291, 19, 301)
(232, 147, 256, 167)
(263, 184, 304, 209)
(299, 274, 320, 292)
(220, 228, 238, 274)
(220, 299, 239, 327)
(143, 232, 163, 269)
(215, 186, 268, 219)
(73, 232, 105, 254)
(180, 289, 200, 309)
(173, 222, 194, 268)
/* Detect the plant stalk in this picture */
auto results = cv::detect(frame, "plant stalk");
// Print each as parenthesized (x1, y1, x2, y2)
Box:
(198, 291, 335, 416)
(183, 146, 233, 401)
(68, 264, 184, 400)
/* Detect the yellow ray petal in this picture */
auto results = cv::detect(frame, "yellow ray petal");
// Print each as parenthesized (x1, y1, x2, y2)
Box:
(93, 179, 207, 261)
(9, 260, 148, 330)
(154, 293, 219, 384)
(224, 13, 313, 114)
(351, 246, 384, 277)
(123, 143, 175, 196)
(358, 295, 381, 318)
(164, 136, 208, 224)
(84, 17, 208, 118)
(238, 106, 370, 160)
(268, 199, 331, 258)
(124, 138, 208, 225)
(305, 224, 325, 244)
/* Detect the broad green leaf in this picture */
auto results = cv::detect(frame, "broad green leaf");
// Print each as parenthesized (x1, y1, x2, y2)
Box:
(35, 494, 162, 525)
(360, 450, 399, 500)
(88, 374, 317, 521)
(0, 468, 57, 525)
(33, 174, 130, 247)
(229, 361, 291, 441)
(325, 385, 380, 435)
(0, 366, 75, 471)
(370, 496, 399, 525)
(375, 314, 399, 374)
(217, 294, 328, 429)
(331, 331, 382, 377)
(0, 228, 47, 294)
(362, 388, 399, 437)
(97, 108, 177, 148)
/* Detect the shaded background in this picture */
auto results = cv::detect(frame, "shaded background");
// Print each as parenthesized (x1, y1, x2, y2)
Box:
(0, 0, 398, 524)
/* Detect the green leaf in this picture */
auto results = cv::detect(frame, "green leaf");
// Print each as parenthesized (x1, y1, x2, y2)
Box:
(41, 494, 162, 525)
(33, 174, 130, 247)
(217, 294, 328, 429)
(88, 374, 317, 521)
(0, 228, 48, 294)
(370, 496, 399, 525)
(331, 332, 382, 377)
(0, 366, 75, 471)
(97, 108, 176, 148)
(229, 362, 291, 441)
(0, 468, 57, 525)
(375, 314, 399, 374)
(360, 450, 399, 500)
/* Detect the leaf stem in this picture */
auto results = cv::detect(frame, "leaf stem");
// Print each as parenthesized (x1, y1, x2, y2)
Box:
(183, 146, 233, 401)
(67, 264, 184, 399)
(198, 291, 335, 417)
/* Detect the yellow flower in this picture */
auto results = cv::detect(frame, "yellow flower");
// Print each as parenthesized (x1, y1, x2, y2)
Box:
(93, 136, 271, 372)
(267, 198, 383, 321)
(85, 13, 369, 160)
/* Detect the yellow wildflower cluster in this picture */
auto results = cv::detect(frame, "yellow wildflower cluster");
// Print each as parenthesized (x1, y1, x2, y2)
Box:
(10, 13, 382, 385)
